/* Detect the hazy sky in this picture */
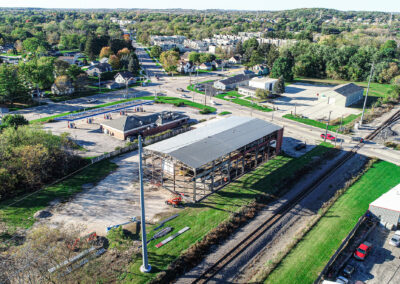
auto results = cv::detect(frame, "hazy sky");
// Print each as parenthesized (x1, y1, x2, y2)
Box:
(1, 0, 399, 12)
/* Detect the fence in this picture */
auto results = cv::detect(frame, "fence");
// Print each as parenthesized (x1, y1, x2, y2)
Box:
(91, 127, 190, 164)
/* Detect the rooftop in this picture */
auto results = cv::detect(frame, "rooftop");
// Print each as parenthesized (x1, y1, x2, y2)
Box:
(145, 116, 282, 169)
(101, 111, 188, 133)
(370, 183, 400, 212)
(218, 74, 253, 86)
(250, 77, 278, 84)
(326, 83, 364, 97)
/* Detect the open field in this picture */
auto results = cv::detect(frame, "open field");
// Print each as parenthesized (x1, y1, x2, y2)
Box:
(283, 113, 360, 132)
(119, 143, 334, 283)
(215, 92, 273, 112)
(0, 160, 117, 238)
(264, 160, 400, 284)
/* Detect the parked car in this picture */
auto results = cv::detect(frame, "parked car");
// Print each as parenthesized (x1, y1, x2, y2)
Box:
(87, 98, 98, 103)
(354, 241, 372, 260)
(321, 133, 336, 141)
(177, 88, 185, 92)
(294, 143, 307, 151)
(389, 231, 400, 247)
(342, 264, 355, 278)
(352, 136, 364, 143)
(336, 276, 349, 284)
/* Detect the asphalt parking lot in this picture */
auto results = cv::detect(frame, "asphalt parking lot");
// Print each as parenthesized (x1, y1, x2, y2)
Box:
(271, 82, 362, 120)
(347, 225, 400, 284)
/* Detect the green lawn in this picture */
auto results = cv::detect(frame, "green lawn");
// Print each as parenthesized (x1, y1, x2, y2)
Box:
(0, 160, 117, 234)
(283, 113, 360, 133)
(120, 144, 335, 283)
(219, 111, 232, 116)
(216, 91, 273, 112)
(30, 96, 216, 124)
(264, 160, 400, 284)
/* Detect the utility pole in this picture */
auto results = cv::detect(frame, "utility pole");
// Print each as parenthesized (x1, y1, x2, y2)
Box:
(138, 136, 151, 273)
(324, 111, 332, 143)
(360, 62, 375, 125)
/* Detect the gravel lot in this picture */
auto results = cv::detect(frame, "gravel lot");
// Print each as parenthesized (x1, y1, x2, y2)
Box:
(45, 151, 173, 236)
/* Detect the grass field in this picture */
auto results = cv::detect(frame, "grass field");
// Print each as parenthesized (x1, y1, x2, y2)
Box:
(119, 143, 334, 283)
(219, 111, 232, 116)
(264, 160, 400, 284)
(30, 96, 216, 124)
(215, 91, 273, 112)
(0, 160, 117, 236)
(283, 113, 360, 132)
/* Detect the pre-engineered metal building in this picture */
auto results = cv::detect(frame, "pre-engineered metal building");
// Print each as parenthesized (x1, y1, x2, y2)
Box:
(369, 183, 400, 229)
(144, 116, 283, 202)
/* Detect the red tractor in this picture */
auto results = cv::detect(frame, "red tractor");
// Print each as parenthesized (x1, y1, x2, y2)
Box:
(66, 232, 98, 251)
(165, 194, 184, 208)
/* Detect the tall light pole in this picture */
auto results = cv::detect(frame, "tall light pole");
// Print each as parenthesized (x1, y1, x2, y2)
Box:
(138, 136, 151, 273)
(324, 111, 332, 143)
(360, 62, 375, 125)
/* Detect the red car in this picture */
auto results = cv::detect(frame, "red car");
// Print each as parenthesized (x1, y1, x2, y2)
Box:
(354, 241, 372, 260)
(320, 133, 336, 140)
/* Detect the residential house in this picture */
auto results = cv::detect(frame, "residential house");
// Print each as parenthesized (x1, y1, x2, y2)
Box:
(86, 63, 112, 76)
(212, 59, 227, 69)
(228, 55, 242, 64)
(252, 64, 269, 76)
(114, 71, 136, 85)
(99, 57, 109, 64)
(199, 62, 213, 71)
(51, 81, 75, 95)
(100, 111, 189, 140)
(106, 82, 121, 89)
(177, 61, 196, 74)
(213, 74, 253, 91)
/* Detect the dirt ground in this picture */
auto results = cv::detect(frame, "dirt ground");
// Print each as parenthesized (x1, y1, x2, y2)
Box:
(44, 151, 173, 236)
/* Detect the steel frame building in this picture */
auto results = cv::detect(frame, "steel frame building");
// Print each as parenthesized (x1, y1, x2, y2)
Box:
(144, 116, 283, 202)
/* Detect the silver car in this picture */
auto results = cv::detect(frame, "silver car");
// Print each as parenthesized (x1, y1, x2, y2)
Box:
(389, 230, 400, 247)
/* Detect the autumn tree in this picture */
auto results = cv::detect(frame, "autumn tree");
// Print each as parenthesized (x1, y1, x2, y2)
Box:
(108, 54, 121, 69)
(160, 50, 180, 73)
(99, 46, 113, 58)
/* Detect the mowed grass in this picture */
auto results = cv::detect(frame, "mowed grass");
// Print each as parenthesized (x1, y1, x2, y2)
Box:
(216, 91, 273, 112)
(120, 144, 334, 283)
(30, 96, 215, 124)
(264, 160, 400, 284)
(283, 113, 360, 133)
(0, 160, 117, 231)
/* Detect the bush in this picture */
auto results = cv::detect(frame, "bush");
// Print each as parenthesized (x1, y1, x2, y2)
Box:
(199, 108, 213, 114)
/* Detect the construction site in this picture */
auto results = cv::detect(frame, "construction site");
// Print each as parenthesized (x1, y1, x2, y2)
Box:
(144, 116, 284, 202)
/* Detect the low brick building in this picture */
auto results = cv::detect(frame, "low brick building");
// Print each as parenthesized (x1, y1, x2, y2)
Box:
(100, 111, 189, 140)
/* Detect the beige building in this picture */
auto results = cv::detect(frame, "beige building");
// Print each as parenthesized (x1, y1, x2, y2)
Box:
(319, 83, 364, 107)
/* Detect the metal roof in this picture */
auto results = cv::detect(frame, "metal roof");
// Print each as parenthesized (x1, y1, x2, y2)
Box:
(325, 83, 364, 97)
(145, 116, 282, 169)
(370, 183, 400, 212)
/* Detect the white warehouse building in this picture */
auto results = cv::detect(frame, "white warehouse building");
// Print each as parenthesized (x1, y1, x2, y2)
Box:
(249, 77, 278, 91)
(369, 183, 400, 229)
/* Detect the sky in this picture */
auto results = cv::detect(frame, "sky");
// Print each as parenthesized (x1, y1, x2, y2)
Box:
(1, 0, 399, 12)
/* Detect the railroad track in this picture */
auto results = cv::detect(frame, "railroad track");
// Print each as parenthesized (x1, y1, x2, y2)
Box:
(191, 109, 400, 284)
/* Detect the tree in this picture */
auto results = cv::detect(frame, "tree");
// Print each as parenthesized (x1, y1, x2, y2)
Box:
(19, 57, 55, 92)
(74, 74, 88, 91)
(255, 89, 271, 100)
(235, 41, 244, 55)
(150, 45, 162, 59)
(160, 50, 180, 73)
(109, 38, 129, 54)
(84, 34, 96, 60)
(243, 38, 259, 53)
(1, 114, 28, 129)
(199, 53, 215, 63)
(117, 48, 130, 58)
(267, 45, 279, 69)
(108, 55, 121, 69)
(0, 64, 29, 105)
(22, 37, 47, 53)
(273, 76, 285, 94)
(99, 46, 113, 58)
(188, 52, 201, 64)
(67, 64, 84, 80)
(54, 75, 72, 93)
(271, 56, 294, 81)
(54, 59, 70, 77)
(128, 54, 140, 74)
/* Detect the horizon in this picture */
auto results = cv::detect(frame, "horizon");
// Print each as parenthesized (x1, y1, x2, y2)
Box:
(0, 0, 399, 13)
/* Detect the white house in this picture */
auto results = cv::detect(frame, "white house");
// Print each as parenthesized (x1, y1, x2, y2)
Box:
(249, 77, 278, 92)
(177, 61, 196, 74)
(114, 71, 136, 85)
(199, 62, 213, 70)
(228, 55, 242, 64)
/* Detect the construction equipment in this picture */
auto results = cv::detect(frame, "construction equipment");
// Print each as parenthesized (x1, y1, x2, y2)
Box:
(66, 232, 98, 251)
(165, 194, 184, 208)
